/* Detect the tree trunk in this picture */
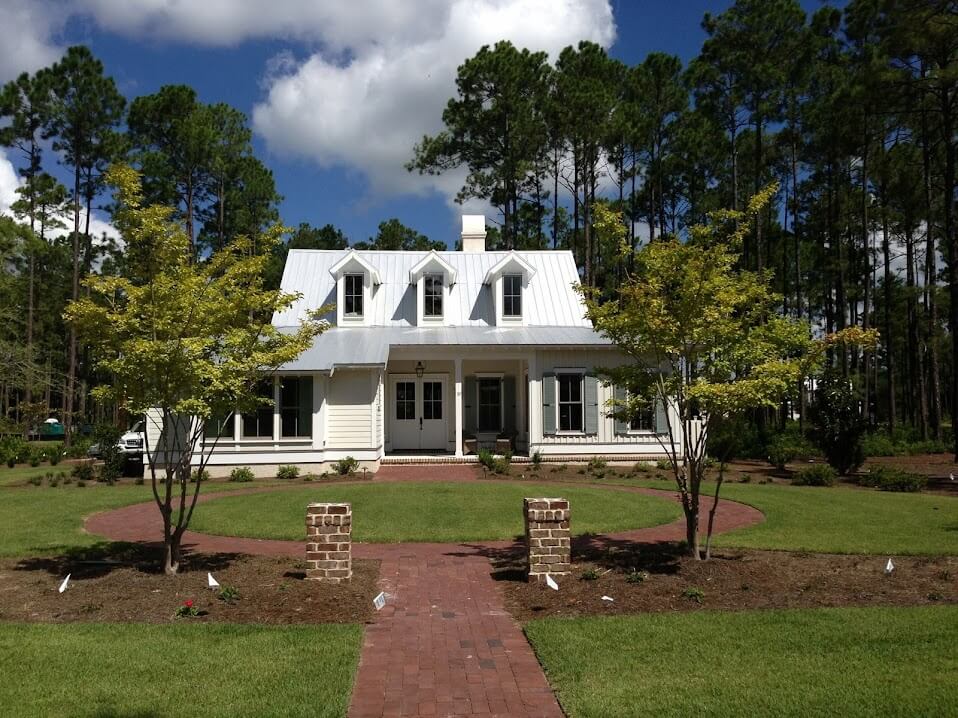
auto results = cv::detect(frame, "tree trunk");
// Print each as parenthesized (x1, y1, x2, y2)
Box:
(881, 200, 896, 433)
(922, 96, 943, 439)
(64, 158, 82, 447)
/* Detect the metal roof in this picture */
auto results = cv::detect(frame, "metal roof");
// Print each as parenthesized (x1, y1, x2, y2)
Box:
(272, 248, 611, 371)
(272, 249, 594, 328)
(279, 326, 612, 372)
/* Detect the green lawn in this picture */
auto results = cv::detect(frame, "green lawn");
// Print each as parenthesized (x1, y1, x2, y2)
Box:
(0, 465, 62, 487)
(0, 480, 286, 558)
(603, 476, 958, 555)
(189, 481, 683, 542)
(526, 606, 958, 718)
(0, 622, 361, 718)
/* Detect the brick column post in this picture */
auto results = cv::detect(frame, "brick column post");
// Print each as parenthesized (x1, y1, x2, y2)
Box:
(524, 497, 571, 583)
(305, 502, 352, 583)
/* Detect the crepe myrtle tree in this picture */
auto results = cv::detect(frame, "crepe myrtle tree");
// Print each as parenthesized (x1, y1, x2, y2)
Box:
(580, 191, 875, 559)
(65, 165, 326, 575)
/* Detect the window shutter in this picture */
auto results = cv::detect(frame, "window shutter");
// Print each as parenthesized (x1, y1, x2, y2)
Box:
(463, 376, 477, 435)
(502, 376, 517, 435)
(613, 384, 628, 435)
(654, 398, 668, 434)
(541, 372, 556, 435)
(584, 374, 599, 435)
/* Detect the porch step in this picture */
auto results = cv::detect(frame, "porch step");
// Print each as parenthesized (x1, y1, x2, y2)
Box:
(380, 454, 666, 465)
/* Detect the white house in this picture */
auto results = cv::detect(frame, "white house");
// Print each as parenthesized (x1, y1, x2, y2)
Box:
(163, 216, 681, 475)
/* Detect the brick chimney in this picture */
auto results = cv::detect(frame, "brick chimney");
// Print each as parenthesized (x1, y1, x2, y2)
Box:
(461, 215, 486, 252)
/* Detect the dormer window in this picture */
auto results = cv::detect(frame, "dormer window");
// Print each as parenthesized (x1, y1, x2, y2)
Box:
(344, 273, 364, 317)
(502, 275, 522, 318)
(424, 273, 444, 318)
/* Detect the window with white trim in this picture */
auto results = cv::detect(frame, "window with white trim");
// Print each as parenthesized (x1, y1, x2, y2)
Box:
(502, 274, 522, 317)
(344, 273, 364, 317)
(242, 379, 274, 438)
(423, 273, 443, 318)
(557, 373, 583, 432)
(477, 378, 501, 432)
(629, 404, 655, 432)
(280, 376, 313, 438)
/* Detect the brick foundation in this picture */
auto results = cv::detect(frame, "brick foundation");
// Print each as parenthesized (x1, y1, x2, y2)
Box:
(524, 497, 571, 583)
(305, 502, 352, 583)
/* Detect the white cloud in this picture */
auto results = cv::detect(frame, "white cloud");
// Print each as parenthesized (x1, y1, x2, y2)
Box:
(0, 148, 21, 213)
(252, 0, 616, 207)
(0, 0, 64, 83)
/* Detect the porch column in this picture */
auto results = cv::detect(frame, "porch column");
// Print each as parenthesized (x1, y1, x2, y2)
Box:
(455, 357, 463, 457)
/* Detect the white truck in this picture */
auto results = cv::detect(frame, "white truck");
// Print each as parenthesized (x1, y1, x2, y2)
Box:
(87, 420, 146, 459)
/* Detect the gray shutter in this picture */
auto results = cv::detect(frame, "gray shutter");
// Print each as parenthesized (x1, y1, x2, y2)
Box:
(654, 398, 668, 434)
(502, 376, 517, 435)
(541, 372, 556, 435)
(584, 374, 599, 435)
(463, 376, 477, 435)
(613, 384, 628, 435)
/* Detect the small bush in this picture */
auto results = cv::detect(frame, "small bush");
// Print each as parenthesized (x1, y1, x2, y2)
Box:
(531, 451, 543, 470)
(580, 568, 599, 581)
(477, 448, 510, 474)
(302, 473, 316, 482)
(810, 372, 866, 475)
(190, 469, 210, 483)
(47, 444, 63, 465)
(28, 448, 43, 467)
(76, 480, 86, 487)
(5, 457, 14, 468)
(28, 475, 42, 486)
(655, 458, 671, 471)
(858, 467, 927, 493)
(48, 472, 61, 487)
(792, 464, 837, 487)
(229, 466, 255, 483)
(277, 465, 300, 481)
(682, 587, 705, 604)
(218, 586, 240, 604)
(765, 433, 815, 470)
(71, 460, 96, 483)
(331, 457, 359, 476)
(133, 476, 144, 485)
(626, 570, 650, 584)
(588, 457, 607, 472)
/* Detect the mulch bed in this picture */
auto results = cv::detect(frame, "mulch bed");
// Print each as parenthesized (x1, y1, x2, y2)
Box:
(494, 543, 958, 622)
(0, 543, 379, 624)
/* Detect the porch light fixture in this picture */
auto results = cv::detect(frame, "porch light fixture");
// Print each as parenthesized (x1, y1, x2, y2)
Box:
(415, 361, 425, 378)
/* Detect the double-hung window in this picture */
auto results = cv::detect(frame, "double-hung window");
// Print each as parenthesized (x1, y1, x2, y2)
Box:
(629, 404, 655, 432)
(477, 378, 502, 432)
(280, 376, 313, 438)
(502, 274, 522, 318)
(344, 273, 364, 318)
(242, 379, 274, 438)
(557, 373, 584, 432)
(424, 273, 443, 318)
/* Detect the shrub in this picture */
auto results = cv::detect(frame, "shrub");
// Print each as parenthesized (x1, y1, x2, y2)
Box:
(5, 457, 14, 468)
(71, 460, 96, 483)
(28, 475, 42, 486)
(580, 568, 599, 581)
(655, 458, 671, 471)
(765, 433, 816, 470)
(218, 586, 240, 604)
(48, 472, 61, 487)
(809, 372, 866, 475)
(332, 457, 359, 476)
(190, 469, 210, 483)
(588, 457, 607, 472)
(47, 443, 63, 465)
(531, 451, 543, 470)
(477, 448, 510, 474)
(0, 436, 28, 466)
(174, 599, 199, 618)
(229, 466, 255, 482)
(791, 464, 837, 487)
(64, 438, 94, 459)
(626, 570, 650, 584)
(92, 423, 124, 481)
(277, 465, 300, 481)
(682, 587, 705, 604)
(858, 467, 926, 493)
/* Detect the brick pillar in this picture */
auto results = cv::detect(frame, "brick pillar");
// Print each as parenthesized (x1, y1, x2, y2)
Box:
(305, 502, 352, 583)
(524, 497, 571, 583)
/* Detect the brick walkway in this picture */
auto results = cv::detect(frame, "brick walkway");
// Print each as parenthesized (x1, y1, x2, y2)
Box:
(84, 470, 763, 717)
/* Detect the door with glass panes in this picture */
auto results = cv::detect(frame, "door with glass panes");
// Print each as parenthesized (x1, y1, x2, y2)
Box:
(389, 374, 447, 451)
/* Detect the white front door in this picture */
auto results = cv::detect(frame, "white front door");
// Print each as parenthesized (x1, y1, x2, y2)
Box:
(389, 374, 447, 451)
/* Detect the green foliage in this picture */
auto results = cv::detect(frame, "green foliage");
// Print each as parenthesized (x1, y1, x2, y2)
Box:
(229, 467, 254, 483)
(92, 423, 123, 483)
(190, 469, 209, 484)
(353, 218, 442, 251)
(861, 430, 948, 457)
(765, 432, 816, 470)
(809, 372, 866, 475)
(580, 568, 600, 581)
(217, 586, 240, 604)
(477, 448, 511, 475)
(331, 457, 359, 476)
(531, 451, 543, 469)
(791, 465, 837, 487)
(70, 461, 95, 483)
(173, 599, 200, 618)
(28, 475, 42, 486)
(682, 587, 705, 604)
(626, 570, 650, 584)
(277, 465, 300, 481)
(857, 468, 927, 493)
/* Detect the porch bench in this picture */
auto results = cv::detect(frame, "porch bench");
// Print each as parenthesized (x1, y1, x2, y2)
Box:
(495, 438, 512, 454)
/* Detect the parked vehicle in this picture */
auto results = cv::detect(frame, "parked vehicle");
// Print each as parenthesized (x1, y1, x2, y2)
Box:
(87, 421, 146, 459)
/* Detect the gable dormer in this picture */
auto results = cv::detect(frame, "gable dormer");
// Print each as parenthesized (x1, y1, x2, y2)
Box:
(328, 250, 381, 326)
(409, 251, 457, 325)
(483, 251, 536, 326)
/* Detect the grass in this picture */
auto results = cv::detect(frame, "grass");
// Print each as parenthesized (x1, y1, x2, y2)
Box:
(0, 465, 60, 487)
(525, 606, 958, 718)
(0, 480, 287, 558)
(0, 622, 361, 718)
(189, 481, 683, 542)
(560, 472, 958, 555)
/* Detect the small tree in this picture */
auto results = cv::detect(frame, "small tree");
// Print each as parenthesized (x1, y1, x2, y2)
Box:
(581, 190, 875, 559)
(809, 371, 866, 476)
(65, 165, 324, 575)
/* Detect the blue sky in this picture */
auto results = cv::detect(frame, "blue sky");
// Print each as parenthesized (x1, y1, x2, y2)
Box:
(0, 0, 833, 247)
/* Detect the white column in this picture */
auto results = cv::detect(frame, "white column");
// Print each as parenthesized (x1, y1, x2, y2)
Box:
(527, 352, 540, 449)
(454, 357, 463, 457)
(273, 375, 281, 446)
(311, 373, 324, 451)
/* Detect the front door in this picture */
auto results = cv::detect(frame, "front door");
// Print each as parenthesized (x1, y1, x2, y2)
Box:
(389, 374, 447, 451)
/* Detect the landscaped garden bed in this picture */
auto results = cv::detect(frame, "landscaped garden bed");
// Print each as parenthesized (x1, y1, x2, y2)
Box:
(496, 545, 957, 621)
(0, 543, 379, 625)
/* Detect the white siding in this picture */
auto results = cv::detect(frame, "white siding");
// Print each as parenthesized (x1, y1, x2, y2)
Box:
(326, 369, 377, 449)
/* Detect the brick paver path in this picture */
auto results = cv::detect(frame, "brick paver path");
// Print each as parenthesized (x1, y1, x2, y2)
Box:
(85, 467, 763, 717)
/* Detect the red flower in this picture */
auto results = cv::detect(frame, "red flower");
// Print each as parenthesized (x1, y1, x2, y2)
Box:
(184, 600, 194, 608)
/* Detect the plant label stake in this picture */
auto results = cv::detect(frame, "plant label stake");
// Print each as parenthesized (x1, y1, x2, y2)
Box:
(601, 595, 614, 602)
(373, 592, 387, 611)
(884, 559, 894, 575)
(545, 574, 559, 591)
(207, 572, 220, 590)
(58, 574, 71, 594)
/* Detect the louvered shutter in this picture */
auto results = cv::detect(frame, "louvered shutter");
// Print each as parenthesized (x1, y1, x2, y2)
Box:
(541, 372, 556, 435)
(584, 374, 599, 435)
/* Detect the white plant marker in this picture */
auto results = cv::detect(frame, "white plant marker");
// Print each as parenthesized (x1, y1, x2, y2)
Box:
(373, 592, 387, 611)
(950, 473, 955, 482)
(601, 595, 614, 602)
(207, 572, 220, 590)
(545, 574, 559, 591)
(885, 558, 895, 575)
(58, 574, 71, 594)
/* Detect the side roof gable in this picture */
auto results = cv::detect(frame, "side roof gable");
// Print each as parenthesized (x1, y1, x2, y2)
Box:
(409, 250, 458, 285)
(483, 251, 536, 285)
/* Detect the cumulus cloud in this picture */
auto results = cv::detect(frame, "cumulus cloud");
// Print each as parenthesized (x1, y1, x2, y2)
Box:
(0, 0, 65, 83)
(252, 0, 616, 205)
